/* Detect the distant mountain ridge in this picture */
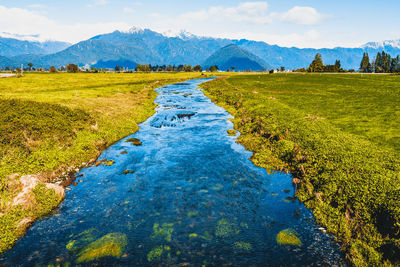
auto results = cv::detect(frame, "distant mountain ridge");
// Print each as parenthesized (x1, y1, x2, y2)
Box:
(0, 37, 70, 58)
(0, 27, 400, 70)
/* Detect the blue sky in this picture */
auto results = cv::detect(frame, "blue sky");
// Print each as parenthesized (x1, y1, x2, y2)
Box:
(0, 0, 399, 48)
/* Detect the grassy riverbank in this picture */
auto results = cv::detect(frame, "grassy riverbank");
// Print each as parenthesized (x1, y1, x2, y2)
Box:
(201, 73, 400, 266)
(0, 72, 212, 254)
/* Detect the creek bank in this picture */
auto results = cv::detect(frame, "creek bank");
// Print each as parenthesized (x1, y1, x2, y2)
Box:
(200, 76, 400, 266)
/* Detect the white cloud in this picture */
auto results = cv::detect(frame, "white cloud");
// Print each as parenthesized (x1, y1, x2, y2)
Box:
(179, 2, 271, 24)
(28, 4, 47, 9)
(123, 7, 134, 14)
(0, 5, 130, 43)
(95, 0, 108, 6)
(277, 6, 327, 25)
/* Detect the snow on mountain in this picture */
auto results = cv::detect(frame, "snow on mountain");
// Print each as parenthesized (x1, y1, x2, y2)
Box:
(125, 26, 146, 34)
(362, 40, 400, 49)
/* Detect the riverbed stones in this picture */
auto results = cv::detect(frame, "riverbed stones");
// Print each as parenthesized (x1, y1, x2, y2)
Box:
(126, 138, 142, 146)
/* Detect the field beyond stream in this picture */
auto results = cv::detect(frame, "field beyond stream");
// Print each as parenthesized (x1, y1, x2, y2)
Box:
(201, 73, 400, 266)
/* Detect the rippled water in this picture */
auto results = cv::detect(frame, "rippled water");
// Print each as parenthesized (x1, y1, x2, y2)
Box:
(1, 78, 344, 266)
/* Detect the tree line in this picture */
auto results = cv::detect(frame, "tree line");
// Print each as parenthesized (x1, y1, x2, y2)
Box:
(303, 53, 346, 73)
(360, 51, 400, 73)
(298, 51, 400, 74)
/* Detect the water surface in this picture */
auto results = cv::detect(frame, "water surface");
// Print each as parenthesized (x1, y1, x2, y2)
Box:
(1, 78, 344, 266)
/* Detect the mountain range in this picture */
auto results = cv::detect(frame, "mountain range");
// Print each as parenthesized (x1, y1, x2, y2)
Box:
(1, 27, 400, 70)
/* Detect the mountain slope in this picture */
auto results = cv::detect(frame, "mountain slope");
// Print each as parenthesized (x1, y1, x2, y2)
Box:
(0, 37, 70, 57)
(203, 44, 269, 71)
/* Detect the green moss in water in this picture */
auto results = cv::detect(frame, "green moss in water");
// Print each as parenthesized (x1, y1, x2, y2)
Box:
(187, 211, 199, 218)
(66, 240, 76, 251)
(66, 228, 96, 253)
(240, 222, 249, 229)
(76, 233, 127, 263)
(200, 231, 213, 242)
(215, 219, 239, 238)
(234, 241, 252, 251)
(147, 245, 170, 262)
(276, 229, 302, 247)
(189, 233, 198, 238)
(152, 223, 174, 242)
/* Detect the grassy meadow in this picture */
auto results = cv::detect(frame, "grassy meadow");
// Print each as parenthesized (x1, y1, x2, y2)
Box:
(0, 72, 212, 253)
(201, 73, 400, 266)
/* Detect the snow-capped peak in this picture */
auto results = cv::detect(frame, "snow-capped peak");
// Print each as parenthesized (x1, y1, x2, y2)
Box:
(161, 29, 198, 39)
(362, 39, 400, 49)
(0, 32, 43, 42)
(178, 30, 197, 40)
(126, 26, 145, 34)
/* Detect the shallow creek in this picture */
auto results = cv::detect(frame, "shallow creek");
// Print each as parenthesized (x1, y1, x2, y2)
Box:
(1, 78, 344, 266)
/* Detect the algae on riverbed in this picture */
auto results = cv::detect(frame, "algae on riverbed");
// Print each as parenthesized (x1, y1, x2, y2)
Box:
(152, 222, 174, 242)
(77, 233, 127, 263)
(276, 229, 302, 247)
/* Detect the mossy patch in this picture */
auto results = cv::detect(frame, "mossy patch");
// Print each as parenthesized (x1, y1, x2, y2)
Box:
(147, 245, 170, 262)
(189, 233, 198, 238)
(152, 222, 174, 242)
(187, 211, 199, 218)
(215, 219, 239, 238)
(76, 233, 127, 263)
(276, 229, 302, 247)
(200, 231, 213, 242)
(233, 241, 252, 251)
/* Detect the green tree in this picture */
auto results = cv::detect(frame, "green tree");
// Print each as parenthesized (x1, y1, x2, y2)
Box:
(209, 65, 218, 72)
(66, 63, 79, 73)
(193, 65, 202, 72)
(28, 62, 33, 71)
(360, 53, 371, 73)
(307, 53, 325, 72)
(49, 66, 57, 73)
(391, 55, 400, 73)
(334, 60, 341, 72)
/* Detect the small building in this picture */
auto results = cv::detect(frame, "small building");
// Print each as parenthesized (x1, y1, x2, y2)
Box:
(269, 69, 279, 74)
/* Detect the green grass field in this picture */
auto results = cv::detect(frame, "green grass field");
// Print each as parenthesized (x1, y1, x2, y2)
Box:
(0, 72, 211, 254)
(201, 73, 400, 266)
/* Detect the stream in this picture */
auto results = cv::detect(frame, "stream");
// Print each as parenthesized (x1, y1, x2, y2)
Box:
(1, 78, 344, 266)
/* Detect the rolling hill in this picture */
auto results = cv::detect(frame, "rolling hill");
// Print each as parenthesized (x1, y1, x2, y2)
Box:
(203, 44, 269, 71)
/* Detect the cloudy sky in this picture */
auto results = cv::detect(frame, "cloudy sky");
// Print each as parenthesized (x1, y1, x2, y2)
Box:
(0, 0, 399, 48)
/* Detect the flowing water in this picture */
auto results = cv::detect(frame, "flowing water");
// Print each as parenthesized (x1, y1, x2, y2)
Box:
(1, 78, 344, 266)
